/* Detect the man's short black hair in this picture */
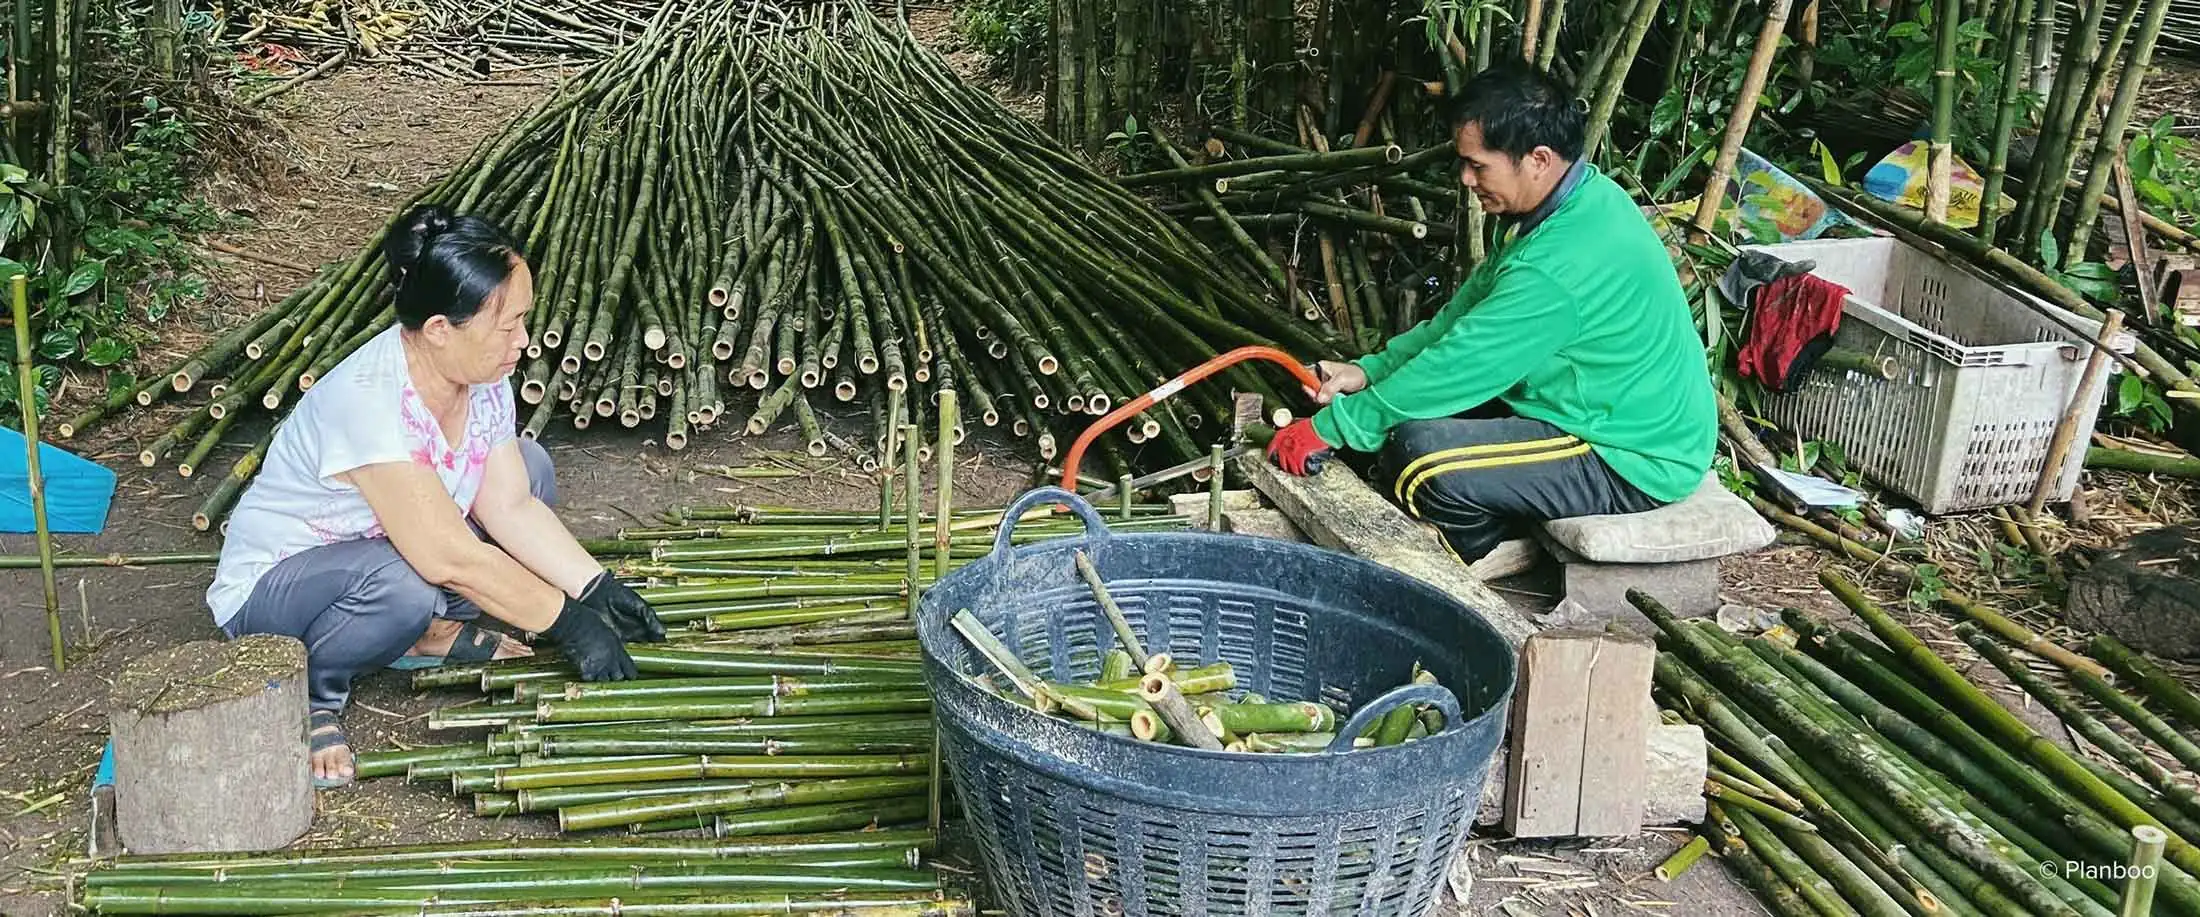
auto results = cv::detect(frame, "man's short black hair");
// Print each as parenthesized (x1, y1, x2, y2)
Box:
(1449, 61, 1585, 162)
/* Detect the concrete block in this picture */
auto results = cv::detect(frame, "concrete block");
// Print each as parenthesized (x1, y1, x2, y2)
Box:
(1642, 724, 1709, 826)
(1220, 508, 1307, 542)
(1546, 540, 1723, 622)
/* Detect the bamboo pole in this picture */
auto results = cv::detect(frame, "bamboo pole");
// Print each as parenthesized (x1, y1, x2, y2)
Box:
(2065, 0, 2175, 258)
(1583, 0, 1663, 162)
(10, 275, 63, 671)
(2029, 309, 2124, 517)
(1692, 0, 1795, 239)
(1980, 0, 2037, 242)
(1926, 0, 1961, 222)
(2088, 635, 2200, 733)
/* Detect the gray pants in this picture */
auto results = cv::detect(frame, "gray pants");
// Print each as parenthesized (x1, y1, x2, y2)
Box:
(223, 439, 558, 713)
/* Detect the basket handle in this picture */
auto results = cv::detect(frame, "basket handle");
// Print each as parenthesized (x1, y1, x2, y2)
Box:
(990, 486, 1113, 562)
(1327, 683, 1465, 753)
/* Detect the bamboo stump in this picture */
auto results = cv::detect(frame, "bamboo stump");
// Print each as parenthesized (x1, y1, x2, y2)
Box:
(108, 634, 314, 854)
(2067, 525, 2200, 659)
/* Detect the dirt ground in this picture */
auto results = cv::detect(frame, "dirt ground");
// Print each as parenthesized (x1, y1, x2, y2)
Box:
(7, 15, 2200, 917)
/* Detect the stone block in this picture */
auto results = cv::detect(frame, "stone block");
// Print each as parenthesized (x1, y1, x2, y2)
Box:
(1220, 508, 1307, 542)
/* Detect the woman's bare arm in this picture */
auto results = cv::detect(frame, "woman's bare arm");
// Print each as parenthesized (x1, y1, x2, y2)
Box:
(346, 461, 562, 632)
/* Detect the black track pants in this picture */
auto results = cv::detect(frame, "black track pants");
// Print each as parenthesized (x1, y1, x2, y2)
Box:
(1376, 416, 1663, 564)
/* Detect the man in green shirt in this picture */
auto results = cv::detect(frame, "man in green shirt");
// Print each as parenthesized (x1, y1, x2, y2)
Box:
(1266, 62, 1717, 563)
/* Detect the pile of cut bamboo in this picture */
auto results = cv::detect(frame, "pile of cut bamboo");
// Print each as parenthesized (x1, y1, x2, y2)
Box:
(71, 498, 1191, 915)
(1645, 573, 2200, 916)
(70, 0, 1327, 531)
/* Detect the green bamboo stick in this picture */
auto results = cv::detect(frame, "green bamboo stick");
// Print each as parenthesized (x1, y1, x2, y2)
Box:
(559, 774, 930, 832)
(2089, 635, 2200, 735)
(533, 690, 933, 724)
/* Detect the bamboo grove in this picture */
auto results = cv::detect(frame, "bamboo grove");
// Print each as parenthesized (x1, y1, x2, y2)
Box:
(53, 0, 1352, 531)
(1641, 576, 2200, 917)
(67, 499, 1197, 916)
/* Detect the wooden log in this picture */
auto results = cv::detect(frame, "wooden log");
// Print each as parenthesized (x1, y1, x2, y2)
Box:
(2066, 524, 2200, 659)
(108, 635, 314, 854)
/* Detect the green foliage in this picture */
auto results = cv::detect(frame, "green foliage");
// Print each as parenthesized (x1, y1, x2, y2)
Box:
(954, 0, 1049, 76)
(2130, 115, 2200, 225)
(0, 95, 217, 423)
(1905, 562, 1946, 610)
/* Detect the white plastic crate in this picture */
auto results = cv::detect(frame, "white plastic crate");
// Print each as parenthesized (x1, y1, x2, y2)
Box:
(1742, 236, 2128, 515)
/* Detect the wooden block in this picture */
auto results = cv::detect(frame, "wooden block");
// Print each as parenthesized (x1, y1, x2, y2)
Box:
(1575, 630, 1658, 835)
(109, 634, 314, 854)
(1502, 629, 1601, 837)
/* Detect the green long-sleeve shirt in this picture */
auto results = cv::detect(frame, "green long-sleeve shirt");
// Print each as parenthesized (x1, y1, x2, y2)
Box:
(1310, 164, 1715, 503)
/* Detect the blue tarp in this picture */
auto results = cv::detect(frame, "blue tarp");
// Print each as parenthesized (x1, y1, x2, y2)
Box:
(0, 426, 116, 534)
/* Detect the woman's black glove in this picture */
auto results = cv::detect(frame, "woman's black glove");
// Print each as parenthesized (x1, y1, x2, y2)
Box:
(542, 596, 639, 681)
(579, 571, 666, 643)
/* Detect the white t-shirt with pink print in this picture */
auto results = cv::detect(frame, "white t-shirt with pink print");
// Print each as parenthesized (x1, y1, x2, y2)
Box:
(207, 324, 516, 626)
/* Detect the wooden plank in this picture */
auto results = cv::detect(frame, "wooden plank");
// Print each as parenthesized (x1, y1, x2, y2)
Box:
(1237, 455, 1533, 647)
(1502, 629, 1601, 837)
(1575, 630, 1658, 835)
(2113, 156, 2160, 329)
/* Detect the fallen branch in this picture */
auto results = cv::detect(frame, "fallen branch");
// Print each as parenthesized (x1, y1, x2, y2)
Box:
(242, 51, 351, 106)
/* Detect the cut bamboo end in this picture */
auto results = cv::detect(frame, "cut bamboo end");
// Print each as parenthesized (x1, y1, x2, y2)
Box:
(1066, 394, 1088, 414)
(986, 341, 1008, 359)
(639, 403, 657, 422)
(1013, 419, 1031, 437)
(980, 408, 1000, 427)
(886, 374, 907, 393)
(708, 287, 730, 308)
(918, 444, 933, 463)
(1139, 418, 1160, 440)
(778, 358, 798, 375)
(1203, 138, 1227, 158)
(620, 410, 642, 428)
(521, 380, 548, 404)
(208, 403, 230, 420)
(644, 329, 668, 351)
(807, 439, 829, 458)
(712, 341, 736, 361)
(916, 348, 935, 365)
(584, 342, 608, 362)
(1031, 394, 1051, 411)
(1037, 356, 1060, 375)
(667, 352, 688, 371)
(745, 419, 771, 436)
(801, 370, 823, 388)
(170, 372, 195, 392)
(665, 430, 689, 451)
(1380, 144, 1403, 164)
(136, 390, 157, 406)
(745, 370, 768, 390)
(541, 331, 563, 349)
(191, 512, 214, 532)
(1408, 223, 1429, 240)
(594, 399, 616, 418)
(1036, 432, 1056, 459)
(560, 355, 583, 375)
(137, 451, 158, 468)
(1089, 394, 1113, 415)
(1143, 654, 1175, 676)
(859, 357, 881, 375)
(572, 413, 592, 430)
(836, 381, 858, 402)
(1130, 709, 1170, 742)
(558, 381, 578, 402)
(659, 378, 675, 397)
(1125, 426, 1148, 444)
(177, 463, 197, 479)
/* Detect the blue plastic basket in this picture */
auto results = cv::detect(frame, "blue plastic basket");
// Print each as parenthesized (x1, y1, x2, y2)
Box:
(918, 488, 1517, 917)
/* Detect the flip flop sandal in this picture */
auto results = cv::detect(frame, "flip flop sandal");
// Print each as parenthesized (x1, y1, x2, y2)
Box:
(307, 709, 355, 790)
(387, 621, 509, 670)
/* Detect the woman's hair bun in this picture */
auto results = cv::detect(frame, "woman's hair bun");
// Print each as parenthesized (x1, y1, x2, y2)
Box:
(385, 204, 458, 275)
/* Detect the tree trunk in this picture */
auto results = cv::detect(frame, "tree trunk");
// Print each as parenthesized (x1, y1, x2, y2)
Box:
(109, 635, 315, 854)
(151, 0, 182, 78)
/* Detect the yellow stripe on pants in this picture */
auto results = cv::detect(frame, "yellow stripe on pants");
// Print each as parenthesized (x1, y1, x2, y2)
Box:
(1401, 442, 1595, 518)
(1391, 434, 1581, 505)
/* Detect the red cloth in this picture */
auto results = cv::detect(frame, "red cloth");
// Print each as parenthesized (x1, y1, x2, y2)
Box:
(1737, 273, 1849, 393)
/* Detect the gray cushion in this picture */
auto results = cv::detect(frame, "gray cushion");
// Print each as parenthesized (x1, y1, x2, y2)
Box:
(1539, 474, 1776, 564)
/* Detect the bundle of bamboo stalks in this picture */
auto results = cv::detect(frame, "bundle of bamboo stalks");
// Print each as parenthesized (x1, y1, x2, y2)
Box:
(1641, 573, 2200, 917)
(68, 0, 1327, 531)
(71, 498, 1190, 915)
